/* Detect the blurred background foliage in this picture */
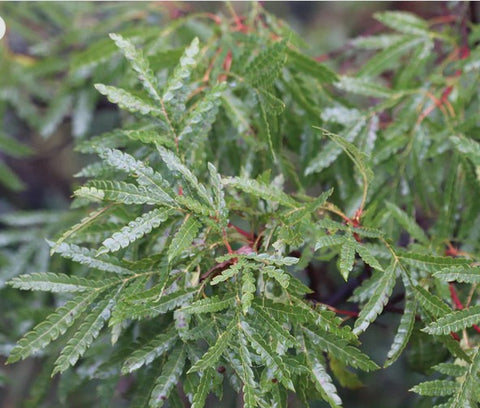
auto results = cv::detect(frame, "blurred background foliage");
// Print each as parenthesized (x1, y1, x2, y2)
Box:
(0, 2, 475, 407)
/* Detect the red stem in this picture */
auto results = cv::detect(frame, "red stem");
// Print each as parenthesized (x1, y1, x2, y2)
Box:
(228, 222, 252, 241)
(449, 283, 464, 310)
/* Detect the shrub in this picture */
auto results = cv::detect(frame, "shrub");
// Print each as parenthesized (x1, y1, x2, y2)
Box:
(3, 4, 480, 407)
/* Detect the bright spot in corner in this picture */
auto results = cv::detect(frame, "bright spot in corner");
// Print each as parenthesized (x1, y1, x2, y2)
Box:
(0, 17, 5, 40)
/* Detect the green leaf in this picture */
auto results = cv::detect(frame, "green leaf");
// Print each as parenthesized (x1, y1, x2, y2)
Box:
(51, 205, 116, 253)
(122, 327, 178, 374)
(180, 294, 235, 315)
(77, 180, 162, 205)
(257, 89, 285, 115)
(149, 345, 186, 408)
(302, 336, 342, 408)
(450, 135, 480, 166)
(188, 320, 236, 373)
(157, 146, 212, 206)
(357, 36, 422, 78)
(52, 242, 133, 275)
(251, 303, 298, 348)
(224, 176, 297, 208)
(245, 40, 287, 89)
(210, 262, 243, 285)
(352, 34, 405, 49)
(110, 33, 161, 102)
(94, 84, 162, 116)
(353, 261, 396, 335)
(178, 83, 226, 145)
(8, 291, 100, 363)
(306, 119, 366, 175)
(0, 134, 32, 157)
(384, 293, 416, 367)
(259, 99, 276, 160)
(98, 208, 173, 255)
(414, 285, 450, 320)
(399, 251, 469, 272)
(191, 369, 214, 408)
(449, 348, 480, 408)
(432, 362, 468, 377)
(303, 327, 378, 372)
(8, 272, 118, 293)
(99, 148, 176, 205)
(263, 265, 290, 288)
(123, 288, 197, 321)
(0, 161, 26, 191)
(339, 238, 356, 281)
(40, 94, 73, 138)
(241, 269, 256, 314)
(335, 76, 397, 98)
(316, 128, 373, 184)
(163, 37, 200, 120)
(374, 11, 430, 35)
(355, 244, 384, 271)
(168, 215, 201, 263)
(385, 202, 429, 244)
(208, 162, 227, 221)
(434, 266, 480, 283)
(71, 37, 117, 70)
(286, 48, 338, 83)
(411, 380, 459, 396)
(235, 334, 259, 408)
(315, 235, 347, 251)
(242, 321, 294, 391)
(52, 297, 114, 375)
(239, 253, 299, 266)
(423, 306, 480, 335)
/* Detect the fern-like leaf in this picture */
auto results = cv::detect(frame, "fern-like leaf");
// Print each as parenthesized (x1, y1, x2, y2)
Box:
(78, 180, 163, 205)
(52, 242, 133, 275)
(302, 334, 342, 408)
(353, 261, 396, 335)
(94, 84, 162, 116)
(411, 380, 459, 396)
(149, 345, 186, 408)
(355, 243, 384, 271)
(8, 272, 118, 293)
(385, 201, 429, 244)
(98, 208, 173, 255)
(242, 321, 294, 390)
(434, 266, 480, 284)
(167, 215, 201, 263)
(163, 37, 199, 120)
(157, 146, 212, 206)
(423, 306, 480, 335)
(250, 303, 298, 348)
(99, 148, 176, 205)
(122, 326, 178, 374)
(52, 297, 114, 375)
(449, 347, 480, 408)
(8, 291, 101, 363)
(384, 292, 416, 367)
(224, 176, 297, 208)
(180, 294, 236, 315)
(110, 33, 161, 103)
(374, 11, 429, 35)
(245, 40, 287, 89)
(339, 238, 356, 281)
(178, 83, 226, 145)
(303, 327, 379, 372)
(188, 320, 236, 374)
(240, 268, 256, 314)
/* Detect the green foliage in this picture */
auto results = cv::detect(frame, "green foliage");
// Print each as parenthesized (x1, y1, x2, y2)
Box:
(3, 4, 480, 408)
